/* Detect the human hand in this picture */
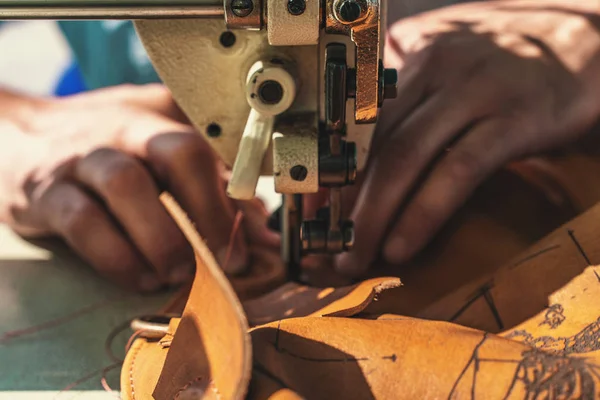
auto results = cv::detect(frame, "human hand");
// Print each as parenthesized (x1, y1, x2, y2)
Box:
(336, 0, 600, 276)
(0, 84, 278, 292)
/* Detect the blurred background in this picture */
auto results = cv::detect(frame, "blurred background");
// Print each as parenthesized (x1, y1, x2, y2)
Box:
(0, 21, 70, 96)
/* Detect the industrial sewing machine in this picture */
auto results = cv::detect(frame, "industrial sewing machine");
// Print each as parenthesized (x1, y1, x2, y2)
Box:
(0, 0, 396, 279)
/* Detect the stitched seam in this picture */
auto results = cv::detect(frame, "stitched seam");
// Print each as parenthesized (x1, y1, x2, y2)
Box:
(128, 342, 143, 400)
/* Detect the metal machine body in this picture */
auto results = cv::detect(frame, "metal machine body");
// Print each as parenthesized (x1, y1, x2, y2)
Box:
(0, 0, 397, 279)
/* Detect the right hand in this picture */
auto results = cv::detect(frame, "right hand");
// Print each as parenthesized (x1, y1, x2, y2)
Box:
(0, 84, 278, 292)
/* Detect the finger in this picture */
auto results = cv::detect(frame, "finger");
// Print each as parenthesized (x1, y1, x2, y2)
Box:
(336, 87, 481, 277)
(62, 84, 188, 124)
(383, 119, 513, 264)
(39, 181, 160, 292)
(234, 198, 280, 248)
(74, 148, 194, 286)
(145, 132, 248, 275)
(371, 58, 432, 156)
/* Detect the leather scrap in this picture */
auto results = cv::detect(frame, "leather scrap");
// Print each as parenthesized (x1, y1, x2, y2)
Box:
(243, 278, 401, 326)
(154, 193, 251, 400)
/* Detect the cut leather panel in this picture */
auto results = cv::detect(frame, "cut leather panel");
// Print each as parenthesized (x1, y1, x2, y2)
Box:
(418, 198, 600, 332)
(251, 269, 600, 400)
(121, 338, 169, 400)
(250, 316, 528, 399)
(153, 193, 251, 400)
(243, 278, 402, 326)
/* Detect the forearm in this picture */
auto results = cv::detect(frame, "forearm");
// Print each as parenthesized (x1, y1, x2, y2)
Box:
(0, 88, 47, 226)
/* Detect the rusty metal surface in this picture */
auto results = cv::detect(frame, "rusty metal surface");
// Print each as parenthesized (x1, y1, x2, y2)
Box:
(326, 0, 380, 124)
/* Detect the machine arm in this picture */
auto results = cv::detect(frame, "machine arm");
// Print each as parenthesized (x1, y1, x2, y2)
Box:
(0, 0, 397, 280)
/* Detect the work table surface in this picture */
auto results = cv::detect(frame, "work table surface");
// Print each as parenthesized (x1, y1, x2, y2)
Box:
(0, 224, 172, 399)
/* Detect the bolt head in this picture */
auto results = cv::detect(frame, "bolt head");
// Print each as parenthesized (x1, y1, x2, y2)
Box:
(287, 0, 306, 15)
(290, 165, 308, 181)
(338, 0, 362, 23)
(231, 0, 253, 17)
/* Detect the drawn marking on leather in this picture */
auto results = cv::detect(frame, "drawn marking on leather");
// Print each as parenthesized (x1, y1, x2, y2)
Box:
(450, 314, 600, 398)
(509, 244, 561, 270)
(567, 229, 592, 265)
(506, 317, 600, 355)
(448, 291, 485, 324)
(448, 283, 504, 330)
(448, 332, 489, 399)
(594, 269, 600, 283)
(538, 304, 565, 330)
(483, 288, 504, 331)
(272, 321, 396, 363)
(503, 349, 600, 399)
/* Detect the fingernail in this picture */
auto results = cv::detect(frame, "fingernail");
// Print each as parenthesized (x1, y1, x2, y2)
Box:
(217, 247, 247, 276)
(139, 273, 163, 292)
(384, 236, 407, 264)
(169, 264, 194, 286)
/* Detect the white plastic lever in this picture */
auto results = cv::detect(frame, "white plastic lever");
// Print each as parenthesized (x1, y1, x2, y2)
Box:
(226, 60, 297, 200)
(227, 109, 274, 200)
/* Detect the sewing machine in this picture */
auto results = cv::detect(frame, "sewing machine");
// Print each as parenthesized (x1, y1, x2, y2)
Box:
(0, 0, 396, 279)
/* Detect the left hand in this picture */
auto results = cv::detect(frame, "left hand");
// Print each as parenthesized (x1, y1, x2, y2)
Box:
(335, 0, 600, 276)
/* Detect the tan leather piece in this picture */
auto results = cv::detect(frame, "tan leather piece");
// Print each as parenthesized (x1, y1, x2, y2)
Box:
(125, 263, 600, 399)
(152, 194, 252, 400)
(243, 278, 401, 326)
(248, 369, 305, 400)
(251, 317, 518, 399)
(252, 265, 600, 399)
(121, 152, 600, 399)
(418, 200, 600, 333)
(121, 338, 169, 400)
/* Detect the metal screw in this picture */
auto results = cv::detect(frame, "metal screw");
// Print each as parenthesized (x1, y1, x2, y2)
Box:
(338, 0, 362, 22)
(290, 165, 308, 181)
(231, 0, 253, 17)
(287, 0, 306, 15)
